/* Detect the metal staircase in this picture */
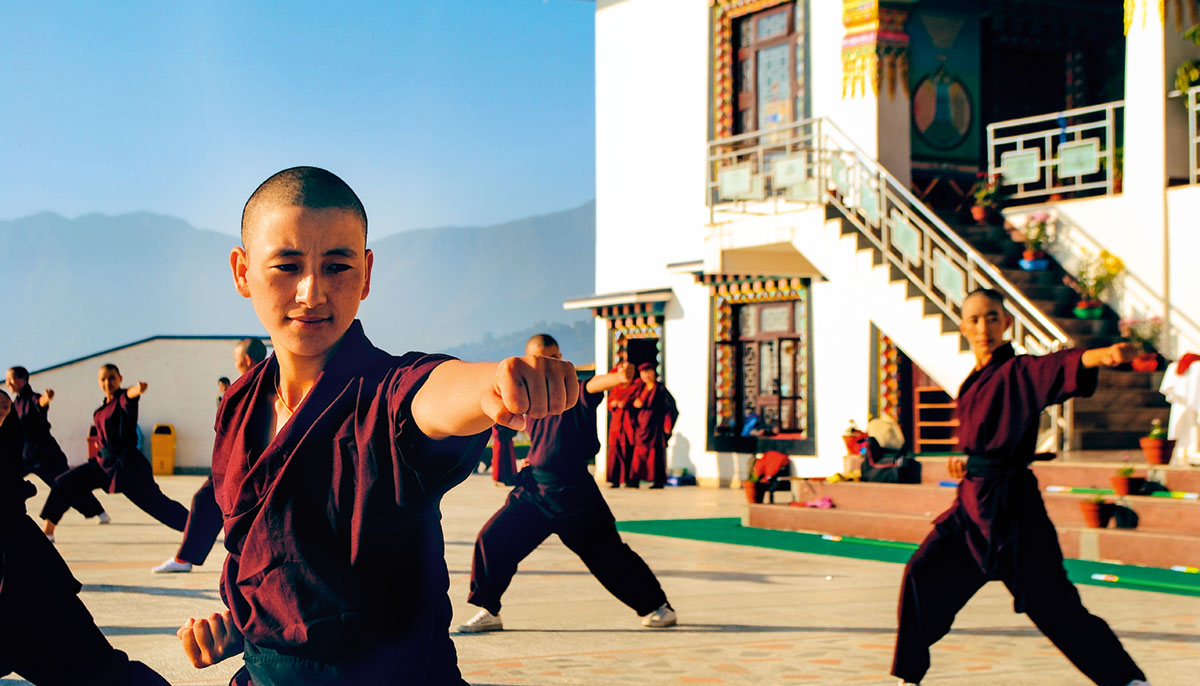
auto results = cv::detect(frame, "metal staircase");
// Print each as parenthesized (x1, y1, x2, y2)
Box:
(707, 117, 1076, 446)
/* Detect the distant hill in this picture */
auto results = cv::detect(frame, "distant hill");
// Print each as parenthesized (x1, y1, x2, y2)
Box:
(0, 203, 595, 370)
(444, 320, 595, 366)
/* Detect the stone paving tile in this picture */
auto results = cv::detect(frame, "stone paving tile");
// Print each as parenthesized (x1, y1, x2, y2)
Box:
(3, 473, 1199, 685)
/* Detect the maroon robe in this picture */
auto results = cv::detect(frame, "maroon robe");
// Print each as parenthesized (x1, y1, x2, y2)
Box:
(604, 379, 638, 485)
(490, 425, 518, 485)
(212, 320, 487, 682)
(630, 383, 677, 487)
(892, 344, 1145, 685)
(467, 375, 668, 618)
(40, 390, 187, 530)
(0, 410, 168, 685)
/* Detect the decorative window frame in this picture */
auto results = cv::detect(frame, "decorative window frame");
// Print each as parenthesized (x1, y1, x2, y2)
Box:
(702, 274, 815, 455)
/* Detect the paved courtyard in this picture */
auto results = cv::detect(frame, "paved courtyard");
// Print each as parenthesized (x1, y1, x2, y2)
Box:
(6, 473, 1199, 685)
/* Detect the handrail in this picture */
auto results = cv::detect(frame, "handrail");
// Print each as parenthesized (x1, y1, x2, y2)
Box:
(706, 117, 1072, 355)
(1188, 85, 1200, 185)
(988, 100, 1124, 130)
(819, 119, 1070, 349)
(707, 116, 1075, 446)
(986, 100, 1124, 204)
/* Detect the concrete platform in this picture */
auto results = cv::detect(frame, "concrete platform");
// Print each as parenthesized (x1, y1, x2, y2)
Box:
(4, 473, 1199, 685)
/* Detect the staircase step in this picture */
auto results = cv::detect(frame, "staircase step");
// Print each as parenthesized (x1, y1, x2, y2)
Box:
(1075, 408, 1172, 431)
(1097, 368, 1165, 389)
(915, 456, 1200, 492)
(1074, 389, 1170, 410)
(786, 480, 1200, 535)
(747, 504, 1200, 568)
(1000, 268, 1061, 288)
(1079, 430, 1157, 450)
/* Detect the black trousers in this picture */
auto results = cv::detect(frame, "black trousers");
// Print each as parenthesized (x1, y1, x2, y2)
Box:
(467, 478, 667, 617)
(0, 514, 169, 686)
(892, 496, 1146, 686)
(40, 459, 187, 531)
(176, 477, 223, 565)
(23, 448, 105, 519)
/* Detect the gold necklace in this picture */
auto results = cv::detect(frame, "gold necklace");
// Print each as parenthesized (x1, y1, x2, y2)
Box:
(273, 373, 301, 415)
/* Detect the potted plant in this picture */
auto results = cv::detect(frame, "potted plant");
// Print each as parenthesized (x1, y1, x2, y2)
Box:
(1110, 457, 1144, 496)
(1139, 418, 1175, 465)
(1018, 212, 1052, 270)
(1067, 248, 1123, 319)
(970, 174, 1004, 224)
(1079, 494, 1108, 528)
(1119, 317, 1163, 371)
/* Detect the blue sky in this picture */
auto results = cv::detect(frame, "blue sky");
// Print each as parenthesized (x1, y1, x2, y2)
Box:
(0, 1, 595, 237)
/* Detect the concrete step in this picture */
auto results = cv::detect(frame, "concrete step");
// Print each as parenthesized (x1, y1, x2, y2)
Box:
(916, 456, 1200, 492)
(1097, 368, 1165, 389)
(1074, 389, 1170, 410)
(787, 480, 1200, 535)
(1079, 430, 1156, 451)
(1075, 409, 1172, 431)
(747, 504, 1200, 568)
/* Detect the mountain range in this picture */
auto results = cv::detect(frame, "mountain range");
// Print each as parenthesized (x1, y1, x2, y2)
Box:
(0, 202, 595, 371)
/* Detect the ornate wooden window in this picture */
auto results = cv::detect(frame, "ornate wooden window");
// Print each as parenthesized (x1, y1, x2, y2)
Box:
(715, 0, 811, 139)
(707, 275, 814, 454)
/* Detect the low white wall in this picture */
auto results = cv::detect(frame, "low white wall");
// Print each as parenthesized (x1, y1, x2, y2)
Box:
(27, 337, 265, 471)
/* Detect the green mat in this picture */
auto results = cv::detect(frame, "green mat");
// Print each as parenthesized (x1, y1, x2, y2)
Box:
(615, 517, 1200, 597)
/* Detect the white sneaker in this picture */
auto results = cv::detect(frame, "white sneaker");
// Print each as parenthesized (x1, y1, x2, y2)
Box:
(1126, 681, 1151, 686)
(45, 534, 55, 544)
(98, 512, 111, 524)
(457, 609, 503, 633)
(152, 558, 193, 573)
(641, 602, 676, 628)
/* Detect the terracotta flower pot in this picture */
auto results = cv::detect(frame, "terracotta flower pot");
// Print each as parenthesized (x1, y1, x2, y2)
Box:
(970, 205, 988, 224)
(1079, 500, 1105, 528)
(1139, 437, 1175, 465)
(744, 481, 762, 504)
(1110, 475, 1144, 496)
(1131, 352, 1158, 372)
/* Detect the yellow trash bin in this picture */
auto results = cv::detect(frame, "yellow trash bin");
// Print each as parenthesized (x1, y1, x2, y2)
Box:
(151, 424, 176, 475)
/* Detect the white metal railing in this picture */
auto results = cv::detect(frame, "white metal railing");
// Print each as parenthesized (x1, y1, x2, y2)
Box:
(986, 101, 1124, 203)
(1188, 86, 1200, 185)
(707, 118, 1077, 448)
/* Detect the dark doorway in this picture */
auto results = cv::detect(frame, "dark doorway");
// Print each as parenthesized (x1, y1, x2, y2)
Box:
(625, 338, 660, 370)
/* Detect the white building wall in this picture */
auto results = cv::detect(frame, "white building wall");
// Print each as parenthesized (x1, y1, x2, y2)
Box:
(594, 0, 710, 295)
(594, 1, 921, 485)
(27, 337, 265, 472)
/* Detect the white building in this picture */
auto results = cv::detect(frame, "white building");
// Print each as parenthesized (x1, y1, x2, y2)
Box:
(572, 0, 1200, 486)
(27, 336, 269, 473)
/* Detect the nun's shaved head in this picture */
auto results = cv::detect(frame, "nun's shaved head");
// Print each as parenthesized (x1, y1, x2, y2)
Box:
(241, 166, 367, 248)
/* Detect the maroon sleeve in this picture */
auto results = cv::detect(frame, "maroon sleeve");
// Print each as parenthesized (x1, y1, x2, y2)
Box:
(389, 353, 488, 486)
(1019, 348, 1098, 409)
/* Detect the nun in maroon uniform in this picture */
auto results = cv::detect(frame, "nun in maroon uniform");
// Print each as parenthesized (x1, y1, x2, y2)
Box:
(459, 335, 676, 635)
(891, 289, 1148, 686)
(0, 390, 169, 686)
(604, 365, 640, 487)
(153, 338, 268, 574)
(40, 365, 189, 540)
(630, 363, 678, 489)
(6, 366, 107, 521)
(176, 166, 578, 685)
